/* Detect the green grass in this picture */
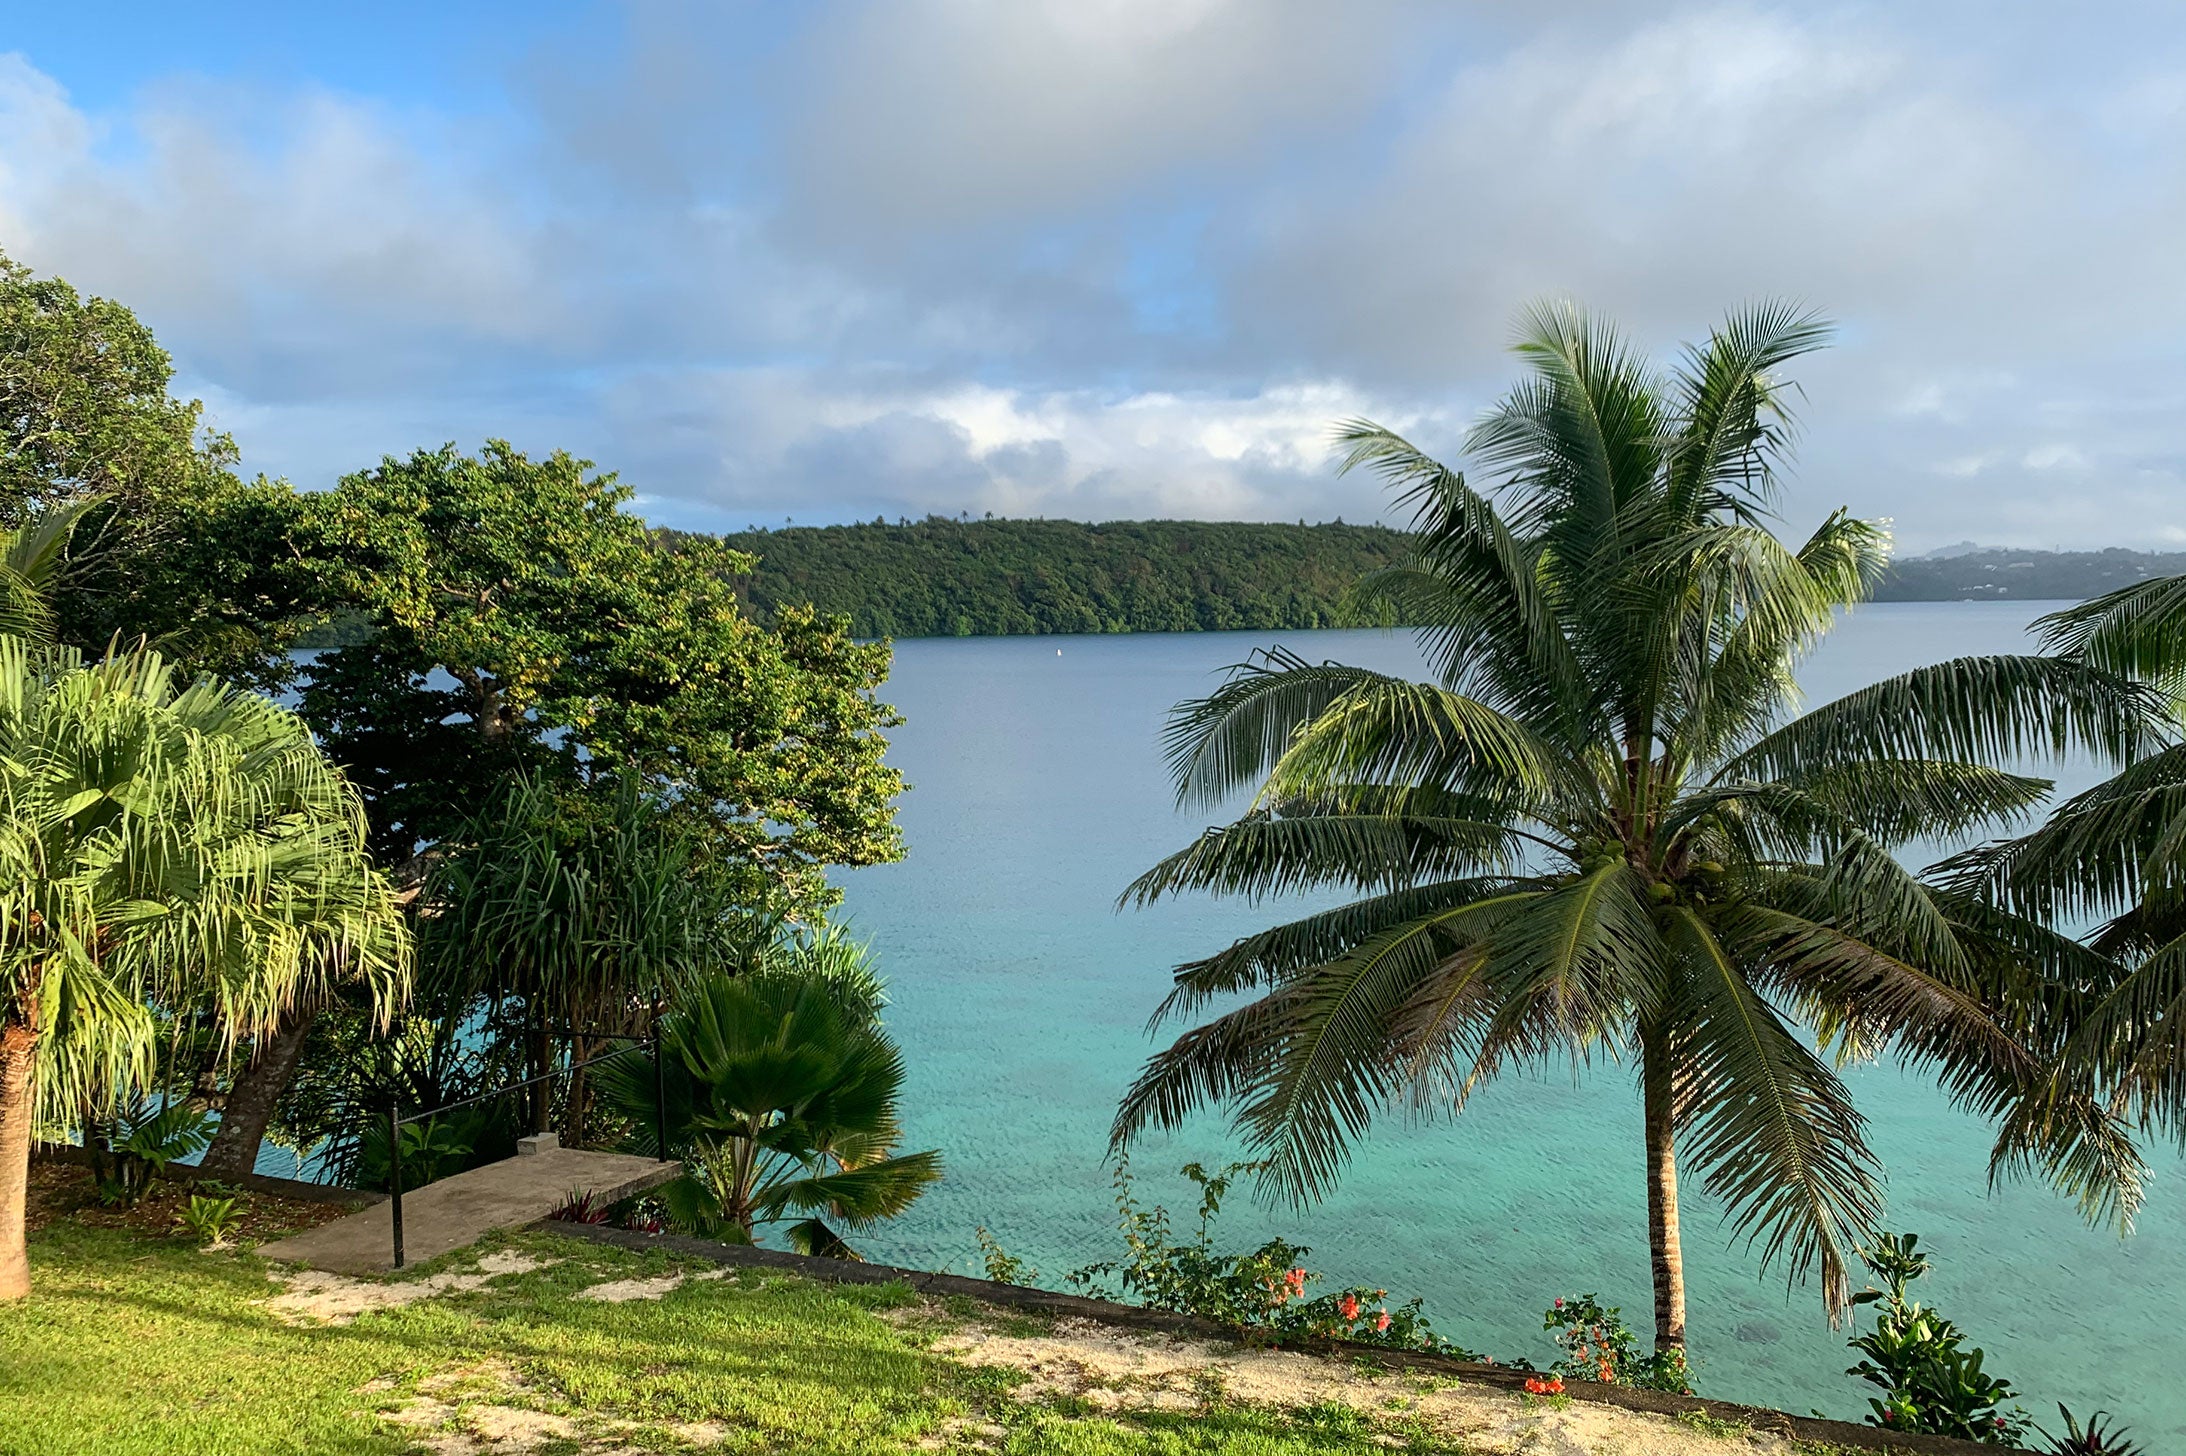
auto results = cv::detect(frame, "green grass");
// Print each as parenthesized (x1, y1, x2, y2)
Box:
(0, 1221, 1474, 1455)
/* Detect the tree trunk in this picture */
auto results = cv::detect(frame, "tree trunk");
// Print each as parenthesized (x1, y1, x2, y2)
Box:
(198, 1004, 320, 1180)
(561, 1035, 596, 1150)
(530, 1013, 553, 1135)
(0, 1011, 38, 1301)
(1641, 1020, 1687, 1352)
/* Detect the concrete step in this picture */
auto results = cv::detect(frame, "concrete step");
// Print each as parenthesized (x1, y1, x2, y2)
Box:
(257, 1149, 681, 1274)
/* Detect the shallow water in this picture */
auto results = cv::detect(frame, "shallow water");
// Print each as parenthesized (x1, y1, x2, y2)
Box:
(835, 602, 2186, 1442)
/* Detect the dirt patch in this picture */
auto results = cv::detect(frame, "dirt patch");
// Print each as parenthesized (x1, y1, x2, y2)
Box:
(934, 1318, 1800, 1455)
(573, 1268, 725, 1303)
(269, 1251, 555, 1324)
(27, 1160, 352, 1244)
(381, 1356, 726, 1454)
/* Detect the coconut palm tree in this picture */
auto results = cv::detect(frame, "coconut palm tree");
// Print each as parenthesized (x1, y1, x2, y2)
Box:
(0, 637, 410, 1298)
(600, 962, 941, 1257)
(1112, 303, 2158, 1356)
(1936, 581, 2186, 1145)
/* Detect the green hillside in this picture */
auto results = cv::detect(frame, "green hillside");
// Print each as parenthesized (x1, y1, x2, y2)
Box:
(680, 517, 2186, 639)
(693, 517, 1412, 637)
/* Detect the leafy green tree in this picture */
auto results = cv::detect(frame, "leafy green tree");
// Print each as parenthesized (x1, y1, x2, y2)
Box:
(0, 639, 410, 1298)
(1113, 303, 2156, 1353)
(298, 441, 904, 908)
(0, 250, 315, 689)
(600, 962, 941, 1257)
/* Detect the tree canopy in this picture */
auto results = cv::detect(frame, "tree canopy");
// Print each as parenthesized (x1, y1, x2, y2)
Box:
(0, 250, 315, 689)
(701, 517, 1412, 638)
(298, 442, 905, 912)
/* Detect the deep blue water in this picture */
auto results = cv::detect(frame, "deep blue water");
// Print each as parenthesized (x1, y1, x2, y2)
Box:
(833, 603, 2186, 1441)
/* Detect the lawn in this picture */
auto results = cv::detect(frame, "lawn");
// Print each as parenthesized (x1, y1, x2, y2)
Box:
(0, 1214, 1489, 1456)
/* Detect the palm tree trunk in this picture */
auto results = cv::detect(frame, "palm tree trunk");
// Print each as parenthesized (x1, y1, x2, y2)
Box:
(198, 1004, 319, 1179)
(1641, 1019, 1687, 1352)
(0, 1007, 38, 1301)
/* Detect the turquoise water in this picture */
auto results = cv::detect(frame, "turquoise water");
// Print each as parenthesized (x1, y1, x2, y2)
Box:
(835, 602, 2186, 1442)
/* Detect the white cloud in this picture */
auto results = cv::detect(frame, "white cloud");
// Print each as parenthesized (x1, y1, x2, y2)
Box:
(5, 7, 2186, 549)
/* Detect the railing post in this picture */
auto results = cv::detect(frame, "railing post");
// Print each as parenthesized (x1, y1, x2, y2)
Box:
(650, 986, 669, 1163)
(387, 1098, 406, 1270)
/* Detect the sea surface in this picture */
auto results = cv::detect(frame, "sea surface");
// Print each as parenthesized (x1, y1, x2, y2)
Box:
(833, 601, 2186, 1441)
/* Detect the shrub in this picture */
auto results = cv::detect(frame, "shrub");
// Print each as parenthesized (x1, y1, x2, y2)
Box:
(1068, 1161, 1475, 1356)
(1846, 1232, 2026, 1445)
(1542, 1293, 1692, 1394)
(546, 1189, 613, 1225)
(975, 1227, 1035, 1286)
(174, 1194, 243, 1249)
(2037, 1406, 2147, 1456)
(95, 1101, 216, 1209)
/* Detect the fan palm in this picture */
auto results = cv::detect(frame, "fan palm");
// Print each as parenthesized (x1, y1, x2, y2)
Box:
(0, 498, 95, 646)
(600, 966, 941, 1257)
(1113, 302, 2159, 1354)
(0, 637, 410, 1298)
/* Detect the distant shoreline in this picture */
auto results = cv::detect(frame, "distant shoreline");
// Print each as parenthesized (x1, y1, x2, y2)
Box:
(295, 524, 2177, 647)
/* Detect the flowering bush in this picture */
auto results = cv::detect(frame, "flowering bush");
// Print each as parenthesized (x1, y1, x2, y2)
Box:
(1524, 1375, 1566, 1396)
(1068, 1160, 1476, 1356)
(1846, 1233, 2027, 1446)
(1543, 1293, 1693, 1394)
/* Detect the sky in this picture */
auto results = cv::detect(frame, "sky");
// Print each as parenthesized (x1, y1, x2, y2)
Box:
(4, 1, 2184, 550)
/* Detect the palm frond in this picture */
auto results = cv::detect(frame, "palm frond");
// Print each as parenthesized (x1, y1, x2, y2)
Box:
(1662, 909, 1881, 1322)
(1723, 656, 2167, 786)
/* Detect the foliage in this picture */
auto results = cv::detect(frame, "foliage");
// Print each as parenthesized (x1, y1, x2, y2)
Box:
(1543, 1293, 1692, 1393)
(418, 772, 758, 1135)
(1068, 1161, 1472, 1356)
(375, 1117, 478, 1190)
(297, 441, 904, 908)
(1113, 301, 2161, 1353)
(92, 1101, 215, 1209)
(546, 1189, 616, 1226)
(0, 250, 317, 689)
(1936, 572, 2186, 1172)
(975, 1226, 1035, 1285)
(173, 1193, 243, 1248)
(270, 982, 523, 1189)
(704, 516, 1414, 638)
(0, 499, 95, 646)
(0, 637, 410, 1120)
(1845, 1233, 2026, 1445)
(2037, 1406, 2148, 1456)
(597, 957, 941, 1257)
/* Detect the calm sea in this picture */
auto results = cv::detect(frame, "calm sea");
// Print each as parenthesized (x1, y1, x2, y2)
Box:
(835, 601, 2186, 1440)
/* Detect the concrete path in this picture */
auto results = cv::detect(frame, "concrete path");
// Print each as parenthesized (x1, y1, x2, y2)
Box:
(258, 1148, 681, 1274)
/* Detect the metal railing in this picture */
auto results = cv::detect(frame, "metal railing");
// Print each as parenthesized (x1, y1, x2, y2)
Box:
(386, 995, 670, 1269)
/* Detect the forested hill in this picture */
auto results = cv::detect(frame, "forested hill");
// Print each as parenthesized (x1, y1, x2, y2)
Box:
(1870, 546, 2186, 602)
(688, 518, 1413, 637)
(668, 518, 2186, 639)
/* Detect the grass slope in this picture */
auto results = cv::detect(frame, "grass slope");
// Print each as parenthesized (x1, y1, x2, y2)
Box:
(0, 1221, 1478, 1456)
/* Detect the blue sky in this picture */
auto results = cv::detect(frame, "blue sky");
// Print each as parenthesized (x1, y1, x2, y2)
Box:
(6, 1, 2185, 549)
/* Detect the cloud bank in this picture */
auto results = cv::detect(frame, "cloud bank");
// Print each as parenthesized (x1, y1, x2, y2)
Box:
(5, 2, 2185, 548)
